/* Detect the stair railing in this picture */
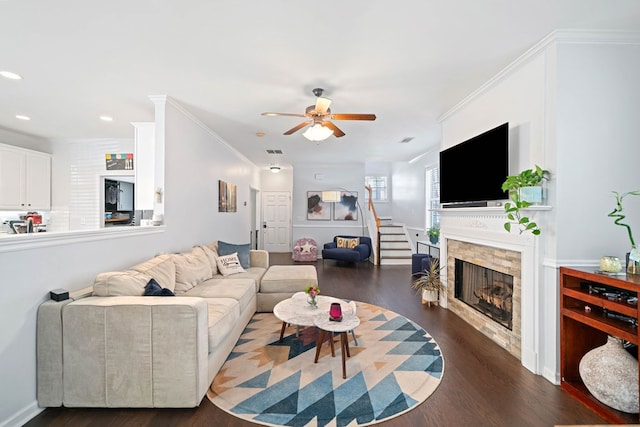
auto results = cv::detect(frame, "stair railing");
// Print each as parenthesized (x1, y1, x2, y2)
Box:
(365, 185, 381, 265)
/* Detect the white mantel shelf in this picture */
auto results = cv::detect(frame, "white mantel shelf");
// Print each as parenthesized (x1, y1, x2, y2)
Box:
(436, 205, 552, 215)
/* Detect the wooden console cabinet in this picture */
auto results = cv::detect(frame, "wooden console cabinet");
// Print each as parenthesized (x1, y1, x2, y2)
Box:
(560, 267, 639, 424)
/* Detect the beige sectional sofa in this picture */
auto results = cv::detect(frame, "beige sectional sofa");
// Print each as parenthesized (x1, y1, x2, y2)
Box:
(36, 242, 316, 409)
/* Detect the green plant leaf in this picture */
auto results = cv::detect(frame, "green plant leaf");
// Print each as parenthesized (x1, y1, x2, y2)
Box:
(520, 217, 530, 224)
(504, 223, 511, 232)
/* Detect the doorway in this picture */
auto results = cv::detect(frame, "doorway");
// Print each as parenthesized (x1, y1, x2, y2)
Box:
(262, 191, 291, 253)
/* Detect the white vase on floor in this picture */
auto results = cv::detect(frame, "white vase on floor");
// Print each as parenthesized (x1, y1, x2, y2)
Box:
(421, 289, 439, 307)
(579, 335, 639, 414)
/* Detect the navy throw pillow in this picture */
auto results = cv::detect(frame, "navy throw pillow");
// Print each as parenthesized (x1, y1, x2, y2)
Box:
(144, 278, 175, 296)
(218, 241, 251, 269)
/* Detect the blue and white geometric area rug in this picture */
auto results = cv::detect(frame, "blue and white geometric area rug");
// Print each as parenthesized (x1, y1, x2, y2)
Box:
(208, 302, 444, 427)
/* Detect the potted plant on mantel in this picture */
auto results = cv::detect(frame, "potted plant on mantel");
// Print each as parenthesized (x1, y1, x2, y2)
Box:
(411, 257, 445, 307)
(501, 165, 550, 235)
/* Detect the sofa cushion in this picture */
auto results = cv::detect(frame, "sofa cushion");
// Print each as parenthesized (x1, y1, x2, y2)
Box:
(197, 245, 219, 275)
(93, 271, 151, 296)
(173, 247, 213, 294)
(183, 278, 255, 313)
(216, 253, 246, 276)
(210, 267, 265, 292)
(218, 241, 251, 268)
(144, 278, 175, 296)
(204, 298, 241, 352)
(130, 254, 176, 292)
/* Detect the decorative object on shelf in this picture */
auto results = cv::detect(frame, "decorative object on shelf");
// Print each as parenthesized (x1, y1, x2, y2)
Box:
(599, 256, 622, 273)
(579, 335, 639, 414)
(305, 285, 320, 308)
(608, 190, 640, 275)
(427, 227, 440, 244)
(411, 257, 445, 307)
(501, 165, 550, 235)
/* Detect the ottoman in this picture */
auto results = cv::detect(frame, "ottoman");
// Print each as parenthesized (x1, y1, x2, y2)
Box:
(256, 265, 319, 312)
(412, 253, 430, 275)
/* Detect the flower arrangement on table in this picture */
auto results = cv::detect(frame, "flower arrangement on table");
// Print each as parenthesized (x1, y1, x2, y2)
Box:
(305, 285, 320, 308)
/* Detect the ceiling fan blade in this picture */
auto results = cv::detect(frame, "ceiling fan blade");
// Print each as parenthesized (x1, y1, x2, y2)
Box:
(314, 97, 332, 114)
(262, 112, 307, 117)
(330, 113, 377, 121)
(323, 121, 346, 138)
(283, 121, 311, 135)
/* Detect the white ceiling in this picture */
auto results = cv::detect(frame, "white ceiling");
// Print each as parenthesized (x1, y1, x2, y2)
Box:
(1, 1, 639, 170)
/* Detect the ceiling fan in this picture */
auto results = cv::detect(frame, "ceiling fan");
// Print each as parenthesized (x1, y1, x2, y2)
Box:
(261, 88, 376, 140)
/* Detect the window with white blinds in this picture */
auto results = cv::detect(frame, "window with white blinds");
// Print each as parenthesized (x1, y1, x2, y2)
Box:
(425, 167, 440, 231)
(365, 175, 388, 201)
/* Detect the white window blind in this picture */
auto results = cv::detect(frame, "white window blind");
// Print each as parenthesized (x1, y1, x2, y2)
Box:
(365, 175, 388, 201)
(425, 167, 440, 231)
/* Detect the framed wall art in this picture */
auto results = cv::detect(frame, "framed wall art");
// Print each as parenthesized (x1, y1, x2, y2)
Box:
(333, 191, 358, 221)
(219, 180, 237, 212)
(307, 191, 331, 220)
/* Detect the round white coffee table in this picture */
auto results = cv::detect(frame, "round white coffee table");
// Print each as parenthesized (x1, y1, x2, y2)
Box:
(314, 314, 360, 379)
(273, 293, 347, 343)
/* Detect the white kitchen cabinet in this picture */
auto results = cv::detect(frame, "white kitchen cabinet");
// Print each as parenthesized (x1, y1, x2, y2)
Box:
(0, 144, 51, 210)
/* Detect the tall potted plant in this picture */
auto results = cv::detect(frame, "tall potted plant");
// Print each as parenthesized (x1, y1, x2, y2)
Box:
(411, 257, 445, 307)
(608, 190, 640, 274)
(501, 165, 550, 235)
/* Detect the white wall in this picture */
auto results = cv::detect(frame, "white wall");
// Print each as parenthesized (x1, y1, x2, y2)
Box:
(555, 42, 640, 261)
(292, 163, 366, 249)
(0, 97, 259, 427)
(390, 151, 439, 249)
(50, 139, 135, 232)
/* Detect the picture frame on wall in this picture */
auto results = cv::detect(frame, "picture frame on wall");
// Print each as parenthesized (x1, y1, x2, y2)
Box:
(333, 191, 358, 221)
(219, 180, 237, 212)
(307, 191, 331, 220)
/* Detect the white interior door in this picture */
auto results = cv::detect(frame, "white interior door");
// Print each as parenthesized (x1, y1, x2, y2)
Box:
(262, 191, 291, 253)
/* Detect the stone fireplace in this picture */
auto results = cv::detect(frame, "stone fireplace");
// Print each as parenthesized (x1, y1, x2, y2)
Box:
(447, 240, 521, 359)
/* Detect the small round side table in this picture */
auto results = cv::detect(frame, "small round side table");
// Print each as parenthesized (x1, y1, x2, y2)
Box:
(313, 314, 360, 379)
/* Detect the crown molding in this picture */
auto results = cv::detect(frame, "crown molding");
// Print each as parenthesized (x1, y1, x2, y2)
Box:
(439, 30, 640, 123)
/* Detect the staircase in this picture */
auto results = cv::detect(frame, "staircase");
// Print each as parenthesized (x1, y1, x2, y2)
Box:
(378, 224, 412, 265)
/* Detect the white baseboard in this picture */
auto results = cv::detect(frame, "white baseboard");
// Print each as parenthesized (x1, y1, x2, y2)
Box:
(1, 401, 43, 427)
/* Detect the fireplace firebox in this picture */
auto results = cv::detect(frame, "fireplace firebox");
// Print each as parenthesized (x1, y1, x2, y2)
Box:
(454, 259, 514, 330)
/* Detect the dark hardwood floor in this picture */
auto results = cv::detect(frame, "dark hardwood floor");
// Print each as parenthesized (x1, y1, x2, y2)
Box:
(25, 254, 605, 427)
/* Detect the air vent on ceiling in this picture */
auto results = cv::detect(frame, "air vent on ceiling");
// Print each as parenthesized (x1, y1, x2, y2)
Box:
(266, 149, 283, 154)
(399, 137, 414, 144)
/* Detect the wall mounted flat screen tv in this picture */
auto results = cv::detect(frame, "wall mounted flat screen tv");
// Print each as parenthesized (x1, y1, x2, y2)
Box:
(439, 122, 509, 207)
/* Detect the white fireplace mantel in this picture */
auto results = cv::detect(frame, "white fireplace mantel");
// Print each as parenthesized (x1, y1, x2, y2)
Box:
(438, 205, 552, 377)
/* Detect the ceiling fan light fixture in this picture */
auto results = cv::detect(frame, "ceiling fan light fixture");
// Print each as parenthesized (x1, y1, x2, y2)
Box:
(303, 123, 333, 142)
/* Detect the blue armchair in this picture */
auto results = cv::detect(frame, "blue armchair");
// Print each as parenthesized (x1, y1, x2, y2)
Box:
(322, 235, 372, 264)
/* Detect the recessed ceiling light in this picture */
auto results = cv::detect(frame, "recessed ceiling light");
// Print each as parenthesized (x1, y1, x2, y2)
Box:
(0, 71, 22, 80)
(16, 115, 30, 121)
(100, 116, 113, 122)
(256, 131, 265, 137)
